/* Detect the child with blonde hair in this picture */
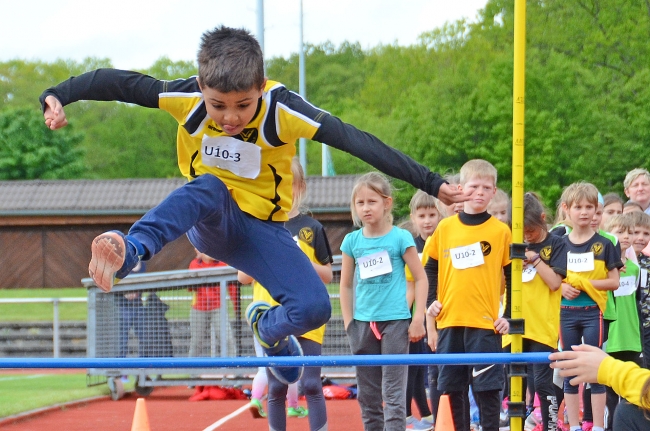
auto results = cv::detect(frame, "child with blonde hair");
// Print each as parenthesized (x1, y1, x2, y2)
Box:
(340, 172, 428, 431)
(405, 190, 445, 430)
(424, 159, 511, 431)
(602, 213, 643, 430)
(557, 182, 622, 431)
(487, 188, 511, 227)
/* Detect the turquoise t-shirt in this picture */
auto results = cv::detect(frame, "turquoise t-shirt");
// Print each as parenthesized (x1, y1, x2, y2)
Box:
(340, 226, 414, 322)
(606, 259, 642, 353)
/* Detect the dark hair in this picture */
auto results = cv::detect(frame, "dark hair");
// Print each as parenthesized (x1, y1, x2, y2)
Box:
(524, 192, 548, 232)
(197, 26, 265, 92)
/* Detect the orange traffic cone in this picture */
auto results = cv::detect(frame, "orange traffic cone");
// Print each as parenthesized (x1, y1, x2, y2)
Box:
(434, 394, 455, 431)
(131, 398, 151, 431)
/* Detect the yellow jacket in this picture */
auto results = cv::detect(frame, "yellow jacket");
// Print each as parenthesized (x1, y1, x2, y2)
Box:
(598, 356, 649, 408)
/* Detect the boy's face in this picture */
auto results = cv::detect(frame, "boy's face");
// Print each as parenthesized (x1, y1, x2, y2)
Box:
(565, 198, 596, 228)
(625, 175, 650, 208)
(590, 203, 603, 232)
(600, 202, 623, 229)
(633, 226, 650, 254)
(199, 79, 266, 136)
(410, 207, 441, 239)
(488, 201, 509, 225)
(460, 176, 496, 214)
(610, 226, 632, 254)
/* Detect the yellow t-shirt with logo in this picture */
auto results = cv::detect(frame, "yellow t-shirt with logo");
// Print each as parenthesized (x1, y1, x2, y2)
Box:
(425, 215, 512, 330)
(503, 234, 565, 349)
(159, 80, 323, 222)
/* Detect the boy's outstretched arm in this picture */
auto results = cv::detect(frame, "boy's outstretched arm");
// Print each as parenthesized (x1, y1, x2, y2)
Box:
(39, 69, 162, 118)
(312, 115, 466, 205)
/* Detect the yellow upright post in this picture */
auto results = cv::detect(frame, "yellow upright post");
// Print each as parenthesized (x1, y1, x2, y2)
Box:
(510, 1, 526, 431)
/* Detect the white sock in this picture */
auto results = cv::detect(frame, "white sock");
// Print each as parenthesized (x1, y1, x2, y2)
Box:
(592, 427, 604, 431)
(570, 427, 581, 431)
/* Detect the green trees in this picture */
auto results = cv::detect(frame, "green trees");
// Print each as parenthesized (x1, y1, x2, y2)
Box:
(2, 0, 650, 216)
(0, 108, 85, 180)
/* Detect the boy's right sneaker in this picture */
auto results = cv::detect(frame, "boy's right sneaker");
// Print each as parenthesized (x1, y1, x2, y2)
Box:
(89, 230, 144, 292)
(245, 301, 304, 385)
(248, 398, 266, 418)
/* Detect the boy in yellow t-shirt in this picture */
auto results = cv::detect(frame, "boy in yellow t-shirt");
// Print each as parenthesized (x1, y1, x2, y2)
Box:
(424, 159, 511, 431)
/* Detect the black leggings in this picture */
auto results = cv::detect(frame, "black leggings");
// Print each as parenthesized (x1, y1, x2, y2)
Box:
(406, 338, 432, 417)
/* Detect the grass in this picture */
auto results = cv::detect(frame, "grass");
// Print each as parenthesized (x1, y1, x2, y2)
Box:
(0, 288, 88, 322)
(0, 372, 110, 418)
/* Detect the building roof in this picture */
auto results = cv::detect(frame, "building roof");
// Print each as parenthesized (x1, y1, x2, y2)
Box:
(0, 175, 360, 216)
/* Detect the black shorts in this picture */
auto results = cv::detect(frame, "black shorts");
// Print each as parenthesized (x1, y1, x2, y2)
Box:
(437, 326, 504, 392)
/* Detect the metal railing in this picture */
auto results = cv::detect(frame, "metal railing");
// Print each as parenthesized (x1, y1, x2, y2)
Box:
(0, 297, 87, 358)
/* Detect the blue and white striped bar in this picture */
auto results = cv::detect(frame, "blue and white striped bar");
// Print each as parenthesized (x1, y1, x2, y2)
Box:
(0, 352, 550, 369)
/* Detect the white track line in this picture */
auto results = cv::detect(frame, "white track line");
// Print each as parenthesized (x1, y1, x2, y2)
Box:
(0, 374, 47, 382)
(202, 402, 251, 431)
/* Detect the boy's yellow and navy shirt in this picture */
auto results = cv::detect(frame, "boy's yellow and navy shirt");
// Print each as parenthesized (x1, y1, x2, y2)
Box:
(40, 69, 446, 222)
(424, 212, 511, 331)
(253, 213, 333, 343)
(503, 234, 566, 349)
(559, 232, 622, 309)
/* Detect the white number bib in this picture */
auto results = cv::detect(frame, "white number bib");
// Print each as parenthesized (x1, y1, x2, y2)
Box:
(522, 264, 537, 283)
(201, 135, 261, 179)
(358, 250, 392, 280)
(615, 275, 637, 297)
(450, 242, 484, 270)
(567, 252, 594, 272)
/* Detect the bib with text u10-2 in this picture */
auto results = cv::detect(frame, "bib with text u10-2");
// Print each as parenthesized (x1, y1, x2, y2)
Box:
(358, 250, 392, 280)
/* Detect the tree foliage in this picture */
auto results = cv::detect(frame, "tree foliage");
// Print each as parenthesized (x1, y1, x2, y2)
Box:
(0, 108, 85, 179)
(2, 0, 650, 217)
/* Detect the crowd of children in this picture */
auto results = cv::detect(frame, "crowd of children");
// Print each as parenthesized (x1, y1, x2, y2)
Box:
(39, 22, 650, 431)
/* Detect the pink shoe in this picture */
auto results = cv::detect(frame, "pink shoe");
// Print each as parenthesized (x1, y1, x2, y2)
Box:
(556, 419, 569, 431)
(581, 421, 593, 431)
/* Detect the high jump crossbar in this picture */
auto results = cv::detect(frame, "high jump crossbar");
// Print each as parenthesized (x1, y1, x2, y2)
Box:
(0, 352, 550, 369)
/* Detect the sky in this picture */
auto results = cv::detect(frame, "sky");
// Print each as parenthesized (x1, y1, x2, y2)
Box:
(1, 0, 488, 70)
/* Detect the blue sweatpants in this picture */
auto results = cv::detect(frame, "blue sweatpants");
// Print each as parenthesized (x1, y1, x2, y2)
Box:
(128, 174, 331, 345)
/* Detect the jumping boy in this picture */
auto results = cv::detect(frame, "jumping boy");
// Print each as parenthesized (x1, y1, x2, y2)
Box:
(424, 159, 511, 431)
(39, 26, 464, 385)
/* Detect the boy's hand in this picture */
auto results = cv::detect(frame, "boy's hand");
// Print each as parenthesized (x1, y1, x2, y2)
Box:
(43, 95, 68, 130)
(549, 344, 607, 385)
(494, 317, 509, 334)
(561, 282, 580, 300)
(427, 300, 442, 317)
(436, 183, 468, 206)
(408, 319, 426, 342)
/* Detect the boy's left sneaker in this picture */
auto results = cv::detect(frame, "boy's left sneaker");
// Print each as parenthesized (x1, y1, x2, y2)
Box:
(287, 406, 308, 418)
(245, 301, 304, 385)
(89, 230, 144, 292)
(406, 416, 433, 431)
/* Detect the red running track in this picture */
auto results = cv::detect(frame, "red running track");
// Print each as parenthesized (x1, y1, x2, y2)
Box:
(0, 386, 365, 431)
